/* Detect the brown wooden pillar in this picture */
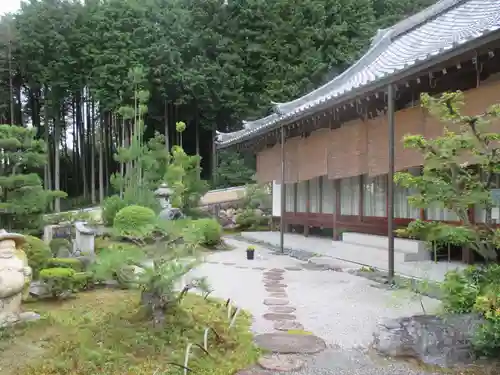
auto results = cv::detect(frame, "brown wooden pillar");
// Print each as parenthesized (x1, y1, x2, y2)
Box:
(359, 175, 364, 222)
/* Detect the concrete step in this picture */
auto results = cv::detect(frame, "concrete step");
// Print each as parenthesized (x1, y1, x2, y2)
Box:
(341, 232, 430, 262)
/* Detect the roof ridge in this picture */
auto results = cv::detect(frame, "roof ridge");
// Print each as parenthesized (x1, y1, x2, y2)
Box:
(390, 0, 467, 39)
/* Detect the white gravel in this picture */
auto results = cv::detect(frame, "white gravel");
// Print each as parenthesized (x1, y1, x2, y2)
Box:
(188, 237, 443, 375)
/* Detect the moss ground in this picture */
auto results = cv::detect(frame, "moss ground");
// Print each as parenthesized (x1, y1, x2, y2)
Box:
(0, 289, 259, 375)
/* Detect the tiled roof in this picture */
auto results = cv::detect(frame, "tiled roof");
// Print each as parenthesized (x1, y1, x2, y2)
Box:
(216, 0, 500, 148)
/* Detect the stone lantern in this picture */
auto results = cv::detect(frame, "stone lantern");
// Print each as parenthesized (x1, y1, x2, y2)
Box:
(155, 182, 184, 220)
(155, 182, 173, 210)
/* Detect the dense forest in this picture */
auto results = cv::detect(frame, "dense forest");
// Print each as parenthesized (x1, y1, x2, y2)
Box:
(0, 0, 436, 211)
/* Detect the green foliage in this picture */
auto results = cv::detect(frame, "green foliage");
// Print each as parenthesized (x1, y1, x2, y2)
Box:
(113, 205, 156, 240)
(47, 257, 83, 272)
(22, 235, 52, 278)
(90, 244, 145, 287)
(241, 184, 270, 210)
(73, 271, 94, 290)
(192, 218, 222, 247)
(441, 265, 500, 356)
(165, 145, 209, 210)
(175, 121, 186, 133)
(395, 91, 500, 260)
(102, 195, 127, 226)
(236, 209, 268, 230)
(39, 267, 76, 298)
(0, 125, 66, 231)
(215, 150, 255, 188)
(48, 238, 72, 256)
(3, 290, 259, 374)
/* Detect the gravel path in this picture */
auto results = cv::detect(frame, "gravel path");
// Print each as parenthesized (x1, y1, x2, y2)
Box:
(189, 238, 443, 375)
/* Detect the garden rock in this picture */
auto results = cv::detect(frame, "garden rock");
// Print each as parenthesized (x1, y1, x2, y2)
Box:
(29, 281, 49, 298)
(372, 314, 484, 367)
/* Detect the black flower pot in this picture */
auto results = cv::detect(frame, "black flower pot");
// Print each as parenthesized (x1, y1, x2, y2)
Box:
(246, 249, 255, 260)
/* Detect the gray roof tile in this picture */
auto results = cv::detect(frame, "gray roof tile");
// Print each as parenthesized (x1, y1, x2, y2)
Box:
(217, 0, 500, 147)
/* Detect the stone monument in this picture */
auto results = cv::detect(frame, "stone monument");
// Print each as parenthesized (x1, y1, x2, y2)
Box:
(0, 229, 39, 327)
(155, 182, 184, 220)
(74, 221, 96, 256)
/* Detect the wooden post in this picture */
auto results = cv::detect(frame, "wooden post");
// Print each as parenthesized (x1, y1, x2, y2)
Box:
(387, 84, 396, 283)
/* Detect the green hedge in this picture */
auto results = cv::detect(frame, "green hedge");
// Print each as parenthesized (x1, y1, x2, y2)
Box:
(22, 235, 52, 278)
(47, 257, 83, 272)
(114, 205, 156, 238)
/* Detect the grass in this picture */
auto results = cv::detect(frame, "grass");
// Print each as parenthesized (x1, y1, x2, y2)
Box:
(0, 289, 259, 375)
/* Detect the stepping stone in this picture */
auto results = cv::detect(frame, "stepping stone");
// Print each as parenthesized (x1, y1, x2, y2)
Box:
(284, 266, 302, 271)
(264, 283, 287, 288)
(252, 267, 266, 270)
(263, 274, 284, 281)
(262, 313, 296, 321)
(235, 266, 249, 269)
(254, 333, 326, 354)
(258, 354, 305, 372)
(270, 306, 296, 313)
(206, 261, 220, 264)
(262, 279, 281, 284)
(268, 292, 287, 298)
(274, 321, 304, 331)
(222, 262, 236, 266)
(263, 298, 289, 306)
(266, 286, 286, 293)
(268, 268, 285, 273)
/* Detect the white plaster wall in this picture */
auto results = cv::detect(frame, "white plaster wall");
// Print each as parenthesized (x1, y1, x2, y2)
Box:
(272, 180, 281, 217)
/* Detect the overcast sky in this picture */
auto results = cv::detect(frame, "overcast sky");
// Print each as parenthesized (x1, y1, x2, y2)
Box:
(1, 0, 21, 15)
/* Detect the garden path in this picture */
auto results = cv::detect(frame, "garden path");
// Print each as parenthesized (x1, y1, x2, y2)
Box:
(189, 237, 444, 375)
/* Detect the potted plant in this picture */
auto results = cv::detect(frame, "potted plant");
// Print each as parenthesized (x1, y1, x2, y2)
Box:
(246, 245, 255, 260)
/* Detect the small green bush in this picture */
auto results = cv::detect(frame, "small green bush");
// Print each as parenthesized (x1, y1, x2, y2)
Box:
(114, 205, 157, 238)
(47, 257, 84, 272)
(236, 209, 268, 230)
(49, 238, 72, 256)
(39, 267, 76, 298)
(102, 195, 127, 227)
(22, 235, 52, 278)
(442, 264, 500, 357)
(194, 218, 222, 247)
(72, 271, 94, 291)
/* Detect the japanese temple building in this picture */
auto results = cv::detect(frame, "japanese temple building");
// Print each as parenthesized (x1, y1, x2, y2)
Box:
(215, 0, 500, 262)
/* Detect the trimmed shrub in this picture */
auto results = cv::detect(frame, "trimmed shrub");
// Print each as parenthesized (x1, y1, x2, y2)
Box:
(47, 257, 84, 272)
(194, 218, 222, 247)
(72, 271, 94, 291)
(114, 205, 157, 239)
(49, 238, 72, 257)
(236, 209, 268, 230)
(39, 267, 76, 298)
(102, 195, 127, 227)
(22, 235, 52, 278)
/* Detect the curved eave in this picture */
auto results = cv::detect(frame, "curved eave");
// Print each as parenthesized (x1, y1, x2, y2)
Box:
(216, 0, 500, 149)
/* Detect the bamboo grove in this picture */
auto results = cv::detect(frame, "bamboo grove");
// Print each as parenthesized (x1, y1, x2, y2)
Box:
(0, 0, 436, 213)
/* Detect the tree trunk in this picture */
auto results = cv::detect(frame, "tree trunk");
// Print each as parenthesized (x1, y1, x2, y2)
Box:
(98, 108, 105, 203)
(164, 99, 170, 152)
(53, 106, 61, 212)
(90, 95, 96, 204)
(43, 88, 52, 193)
(77, 90, 88, 200)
